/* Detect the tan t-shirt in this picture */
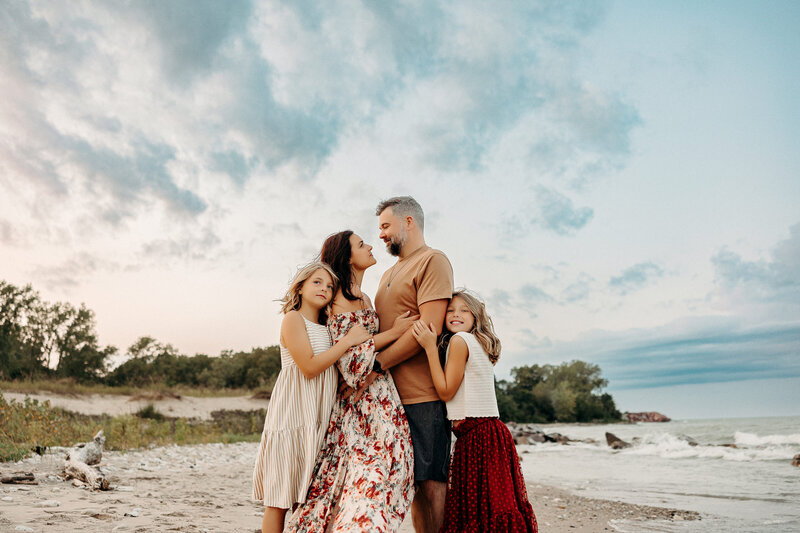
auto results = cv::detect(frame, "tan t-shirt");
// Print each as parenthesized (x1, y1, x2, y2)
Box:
(374, 246, 454, 405)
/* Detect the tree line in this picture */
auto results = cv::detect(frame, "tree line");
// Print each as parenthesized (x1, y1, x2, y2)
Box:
(1, 280, 621, 422)
(0, 281, 281, 390)
(495, 360, 621, 423)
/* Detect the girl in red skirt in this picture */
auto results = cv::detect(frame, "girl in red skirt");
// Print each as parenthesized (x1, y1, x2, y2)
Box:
(412, 289, 537, 533)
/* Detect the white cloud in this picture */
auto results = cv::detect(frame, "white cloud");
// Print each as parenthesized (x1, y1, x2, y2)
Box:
(711, 222, 800, 319)
(1, 0, 797, 417)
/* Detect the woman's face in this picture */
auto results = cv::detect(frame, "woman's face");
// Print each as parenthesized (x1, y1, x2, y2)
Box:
(349, 233, 376, 271)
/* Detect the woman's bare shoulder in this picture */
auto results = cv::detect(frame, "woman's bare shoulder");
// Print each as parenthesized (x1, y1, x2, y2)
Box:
(332, 291, 365, 314)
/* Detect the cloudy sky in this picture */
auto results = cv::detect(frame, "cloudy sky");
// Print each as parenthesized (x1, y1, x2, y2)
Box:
(2, 0, 798, 419)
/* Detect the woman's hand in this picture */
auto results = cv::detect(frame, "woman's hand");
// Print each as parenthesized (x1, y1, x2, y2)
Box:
(391, 310, 419, 335)
(343, 324, 370, 347)
(411, 321, 438, 352)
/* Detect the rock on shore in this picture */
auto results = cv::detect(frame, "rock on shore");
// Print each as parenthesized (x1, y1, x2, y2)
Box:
(506, 422, 572, 445)
(625, 411, 671, 422)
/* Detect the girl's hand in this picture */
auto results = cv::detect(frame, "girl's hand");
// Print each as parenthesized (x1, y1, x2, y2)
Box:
(343, 324, 370, 347)
(411, 321, 437, 351)
(392, 311, 419, 334)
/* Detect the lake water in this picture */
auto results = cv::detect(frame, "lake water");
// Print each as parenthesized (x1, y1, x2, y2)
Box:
(518, 415, 800, 532)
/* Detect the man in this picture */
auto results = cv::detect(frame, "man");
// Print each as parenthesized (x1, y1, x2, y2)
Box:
(373, 196, 454, 533)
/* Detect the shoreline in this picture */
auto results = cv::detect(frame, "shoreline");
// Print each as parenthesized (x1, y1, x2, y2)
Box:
(3, 391, 702, 531)
(1, 442, 700, 533)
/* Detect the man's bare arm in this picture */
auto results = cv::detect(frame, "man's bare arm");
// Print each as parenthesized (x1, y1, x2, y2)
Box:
(376, 299, 448, 369)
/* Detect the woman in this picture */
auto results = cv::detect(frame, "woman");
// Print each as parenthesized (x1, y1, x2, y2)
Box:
(286, 230, 415, 532)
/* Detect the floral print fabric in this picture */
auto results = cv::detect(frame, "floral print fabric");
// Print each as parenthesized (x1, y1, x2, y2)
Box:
(286, 309, 414, 532)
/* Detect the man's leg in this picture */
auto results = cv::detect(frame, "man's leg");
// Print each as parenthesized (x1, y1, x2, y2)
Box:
(404, 401, 451, 533)
(418, 480, 446, 533)
(410, 484, 431, 532)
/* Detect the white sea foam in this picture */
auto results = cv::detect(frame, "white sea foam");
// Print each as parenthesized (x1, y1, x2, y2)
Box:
(734, 431, 800, 446)
(522, 416, 800, 532)
(529, 430, 799, 462)
(614, 432, 798, 462)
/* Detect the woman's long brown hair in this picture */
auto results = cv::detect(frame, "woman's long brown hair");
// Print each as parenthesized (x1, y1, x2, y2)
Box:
(320, 230, 360, 301)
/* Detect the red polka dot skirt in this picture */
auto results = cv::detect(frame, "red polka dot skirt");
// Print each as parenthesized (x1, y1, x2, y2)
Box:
(440, 417, 538, 533)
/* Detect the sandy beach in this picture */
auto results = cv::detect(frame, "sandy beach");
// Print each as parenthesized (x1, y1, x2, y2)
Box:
(1, 392, 700, 532)
(3, 392, 271, 421)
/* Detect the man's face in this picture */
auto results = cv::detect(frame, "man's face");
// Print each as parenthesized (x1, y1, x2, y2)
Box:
(378, 208, 407, 257)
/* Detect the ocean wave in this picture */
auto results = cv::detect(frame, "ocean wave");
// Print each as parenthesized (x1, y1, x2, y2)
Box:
(618, 433, 797, 462)
(518, 429, 799, 462)
(734, 431, 800, 446)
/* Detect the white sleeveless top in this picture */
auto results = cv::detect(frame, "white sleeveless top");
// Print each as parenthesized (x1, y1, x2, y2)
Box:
(445, 331, 499, 420)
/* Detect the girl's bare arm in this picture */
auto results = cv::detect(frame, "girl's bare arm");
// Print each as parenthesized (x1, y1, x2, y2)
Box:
(411, 322, 467, 401)
(281, 311, 370, 379)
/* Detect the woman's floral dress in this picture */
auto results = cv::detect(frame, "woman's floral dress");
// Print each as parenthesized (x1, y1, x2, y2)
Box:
(286, 309, 414, 532)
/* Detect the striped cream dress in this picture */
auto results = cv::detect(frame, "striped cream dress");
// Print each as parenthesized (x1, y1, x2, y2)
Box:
(252, 315, 338, 508)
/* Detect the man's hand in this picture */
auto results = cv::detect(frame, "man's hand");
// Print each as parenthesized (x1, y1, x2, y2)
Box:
(338, 371, 379, 402)
(338, 378, 355, 401)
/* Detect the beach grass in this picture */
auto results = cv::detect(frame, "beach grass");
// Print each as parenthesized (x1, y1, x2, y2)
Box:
(0, 379, 253, 398)
(0, 392, 263, 462)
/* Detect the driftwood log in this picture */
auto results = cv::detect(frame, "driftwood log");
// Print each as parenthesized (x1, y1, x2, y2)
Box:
(63, 430, 110, 490)
(1, 472, 37, 485)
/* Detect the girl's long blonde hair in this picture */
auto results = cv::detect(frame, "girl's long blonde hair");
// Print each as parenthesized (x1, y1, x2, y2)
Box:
(279, 262, 339, 324)
(449, 289, 502, 365)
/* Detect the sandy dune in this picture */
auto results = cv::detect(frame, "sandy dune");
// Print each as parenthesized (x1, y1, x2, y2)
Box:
(3, 392, 269, 420)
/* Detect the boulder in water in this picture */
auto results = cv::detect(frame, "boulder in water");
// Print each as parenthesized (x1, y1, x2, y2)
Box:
(605, 432, 631, 449)
(792, 453, 800, 467)
(506, 422, 548, 445)
(544, 433, 570, 444)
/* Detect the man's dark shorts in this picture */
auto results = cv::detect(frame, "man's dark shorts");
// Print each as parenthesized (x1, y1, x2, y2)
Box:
(403, 400, 451, 482)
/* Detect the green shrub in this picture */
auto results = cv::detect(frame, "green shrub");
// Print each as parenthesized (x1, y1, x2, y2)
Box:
(0, 391, 265, 462)
(135, 403, 165, 420)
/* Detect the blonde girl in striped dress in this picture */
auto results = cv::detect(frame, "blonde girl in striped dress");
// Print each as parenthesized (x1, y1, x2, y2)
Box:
(253, 262, 370, 533)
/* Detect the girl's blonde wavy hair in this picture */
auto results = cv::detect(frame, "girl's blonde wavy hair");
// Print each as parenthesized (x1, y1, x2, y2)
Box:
(446, 289, 502, 365)
(279, 262, 339, 324)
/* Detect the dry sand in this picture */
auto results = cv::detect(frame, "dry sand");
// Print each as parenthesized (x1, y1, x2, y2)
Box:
(3, 392, 270, 420)
(1, 391, 701, 532)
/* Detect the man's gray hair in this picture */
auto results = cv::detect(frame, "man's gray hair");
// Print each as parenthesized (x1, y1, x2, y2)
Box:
(375, 196, 424, 231)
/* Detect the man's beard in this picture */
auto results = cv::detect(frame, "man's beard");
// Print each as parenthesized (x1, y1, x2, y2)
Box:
(388, 241, 402, 256)
(386, 228, 407, 257)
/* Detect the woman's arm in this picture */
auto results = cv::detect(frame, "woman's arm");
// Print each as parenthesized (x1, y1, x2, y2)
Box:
(411, 322, 467, 402)
(377, 299, 448, 369)
(373, 310, 418, 350)
(281, 311, 370, 379)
